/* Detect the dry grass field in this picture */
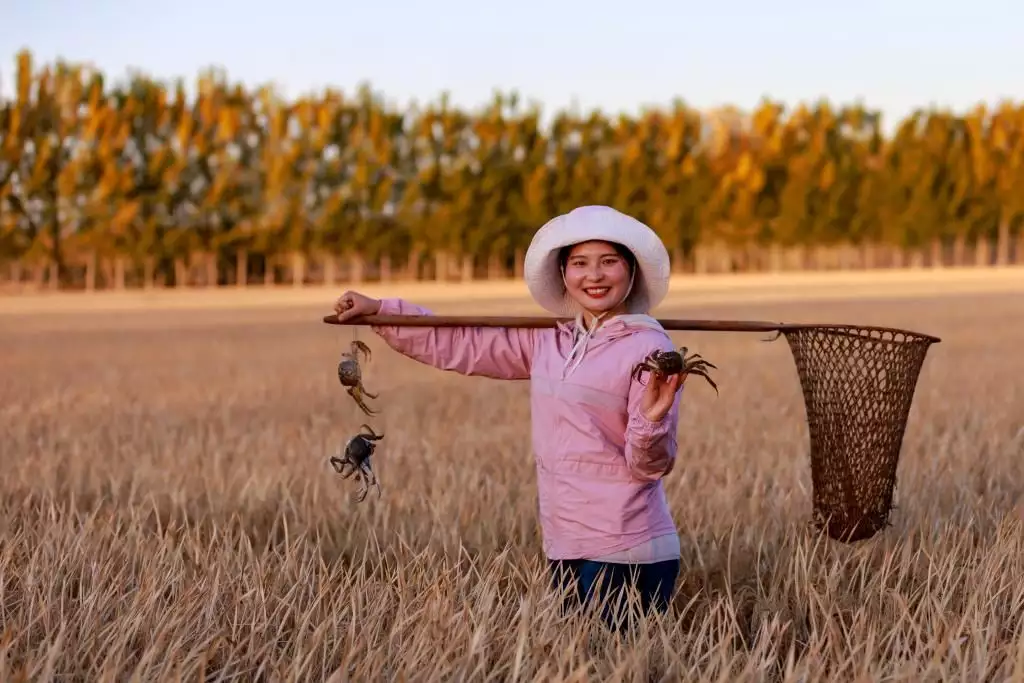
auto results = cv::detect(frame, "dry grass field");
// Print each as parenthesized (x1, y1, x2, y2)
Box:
(2, 288, 1024, 681)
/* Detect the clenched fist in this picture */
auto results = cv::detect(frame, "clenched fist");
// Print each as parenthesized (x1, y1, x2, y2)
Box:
(333, 291, 382, 322)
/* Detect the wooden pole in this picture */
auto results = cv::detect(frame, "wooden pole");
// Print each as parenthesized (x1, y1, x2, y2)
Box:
(325, 313, 781, 334)
(321, 313, 942, 343)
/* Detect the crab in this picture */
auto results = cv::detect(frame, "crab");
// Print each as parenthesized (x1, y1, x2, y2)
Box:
(329, 424, 384, 502)
(337, 340, 380, 416)
(630, 346, 719, 396)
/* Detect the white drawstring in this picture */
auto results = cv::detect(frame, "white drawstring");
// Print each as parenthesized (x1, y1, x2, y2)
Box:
(561, 311, 607, 379)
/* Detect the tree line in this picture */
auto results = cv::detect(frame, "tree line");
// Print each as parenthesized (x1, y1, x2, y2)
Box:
(1, 49, 1022, 291)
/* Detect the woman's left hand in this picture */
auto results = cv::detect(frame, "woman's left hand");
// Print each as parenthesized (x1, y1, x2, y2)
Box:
(640, 371, 686, 422)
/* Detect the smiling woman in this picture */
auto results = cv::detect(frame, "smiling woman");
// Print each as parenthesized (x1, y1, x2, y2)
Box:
(331, 205, 688, 631)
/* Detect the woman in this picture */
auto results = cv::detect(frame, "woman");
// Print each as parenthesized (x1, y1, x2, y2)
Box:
(333, 205, 688, 628)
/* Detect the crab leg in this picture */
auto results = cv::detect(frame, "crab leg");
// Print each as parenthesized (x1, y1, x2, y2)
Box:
(360, 462, 382, 499)
(348, 387, 380, 416)
(681, 368, 719, 395)
(354, 472, 369, 502)
(682, 362, 717, 375)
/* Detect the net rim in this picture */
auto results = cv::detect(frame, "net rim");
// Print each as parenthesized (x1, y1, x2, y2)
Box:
(777, 323, 941, 346)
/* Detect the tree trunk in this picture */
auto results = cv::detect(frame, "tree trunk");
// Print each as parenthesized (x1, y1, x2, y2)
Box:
(263, 254, 274, 286)
(405, 246, 423, 281)
(974, 237, 989, 267)
(741, 243, 758, 272)
(837, 244, 853, 270)
(460, 254, 473, 282)
(513, 247, 525, 279)
(235, 249, 248, 287)
(322, 254, 336, 286)
(143, 256, 155, 289)
(719, 244, 731, 272)
(433, 250, 448, 282)
(349, 253, 366, 284)
(448, 253, 461, 281)
(996, 217, 1010, 266)
(379, 254, 392, 282)
(30, 263, 45, 290)
(692, 245, 708, 274)
(861, 243, 876, 270)
(205, 252, 218, 287)
(929, 238, 944, 268)
(1016, 231, 1024, 266)
(174, 257, 188, 288)
(672, 246, 686, 274)
(951, 234, 966, 266)
(290, 252, 305, 287)
(487, 250, 504, 279)
(808, 246, 822, 270)
(114, 256, 127, 290)
(720, 244, 734, 272)
(84, 251, 97, 291)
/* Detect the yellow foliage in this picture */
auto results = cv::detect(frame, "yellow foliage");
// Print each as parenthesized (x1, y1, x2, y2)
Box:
(2, 48, 1024, 279)
(820, 161, 836, 190)
(112, 202, 140, 230)
(735, 152, 754, 181)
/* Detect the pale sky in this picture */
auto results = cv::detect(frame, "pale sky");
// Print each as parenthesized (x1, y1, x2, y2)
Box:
(2, 0, 1022, 133)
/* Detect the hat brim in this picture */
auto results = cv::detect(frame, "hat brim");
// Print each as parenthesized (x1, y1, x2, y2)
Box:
(524, 205, 671, 317)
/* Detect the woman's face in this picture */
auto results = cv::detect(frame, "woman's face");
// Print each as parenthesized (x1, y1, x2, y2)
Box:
(562, 240, 633, 316)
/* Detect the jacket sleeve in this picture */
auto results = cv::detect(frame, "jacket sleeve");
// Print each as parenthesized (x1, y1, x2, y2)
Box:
(623, 338, 683, 482)
(370, 297, 535, 380)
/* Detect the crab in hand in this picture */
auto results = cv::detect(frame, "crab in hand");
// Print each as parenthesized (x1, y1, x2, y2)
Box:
(337, 340, 380, 416)
(631, 346, 719, 396)
(329, 424, 384, 502)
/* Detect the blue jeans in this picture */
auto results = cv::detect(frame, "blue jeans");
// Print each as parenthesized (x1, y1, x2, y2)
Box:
(549, 558, 680, 630)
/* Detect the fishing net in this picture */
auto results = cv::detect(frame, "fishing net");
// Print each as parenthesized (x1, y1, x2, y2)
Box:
(779, 324, 939, 542)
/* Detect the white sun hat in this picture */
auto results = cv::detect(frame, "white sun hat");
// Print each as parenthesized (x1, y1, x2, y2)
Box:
(523, 205, 671, 317)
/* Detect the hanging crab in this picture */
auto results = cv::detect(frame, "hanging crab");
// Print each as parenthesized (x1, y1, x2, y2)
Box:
(329, 424, 384, 502)
(631, 346, 719, 396)
(337, 340, 380, 416)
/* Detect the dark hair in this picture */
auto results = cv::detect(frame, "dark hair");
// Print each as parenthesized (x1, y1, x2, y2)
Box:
(558, 241, 636, 273)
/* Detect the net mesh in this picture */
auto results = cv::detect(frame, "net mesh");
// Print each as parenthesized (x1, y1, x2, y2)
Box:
(781, 325, 938, 542)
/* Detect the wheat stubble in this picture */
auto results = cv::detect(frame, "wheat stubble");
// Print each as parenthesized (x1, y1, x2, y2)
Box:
(1, 292, 1022, 681)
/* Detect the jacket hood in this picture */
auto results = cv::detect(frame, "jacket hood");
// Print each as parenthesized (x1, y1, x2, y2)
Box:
(556, 312, 666, 379)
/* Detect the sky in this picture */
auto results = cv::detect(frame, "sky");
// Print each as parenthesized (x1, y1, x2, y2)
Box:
(2, 0, 1022, 134)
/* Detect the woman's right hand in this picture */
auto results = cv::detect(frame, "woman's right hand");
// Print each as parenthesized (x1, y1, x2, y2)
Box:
(333, 290, 382, 322)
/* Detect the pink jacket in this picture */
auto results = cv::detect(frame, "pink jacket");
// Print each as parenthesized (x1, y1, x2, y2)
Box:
(371, 297, 682, 560)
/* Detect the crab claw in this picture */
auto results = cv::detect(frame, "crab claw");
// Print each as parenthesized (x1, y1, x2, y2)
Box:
(359, 424, 384, 441)
(330, 455, 358, 478)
